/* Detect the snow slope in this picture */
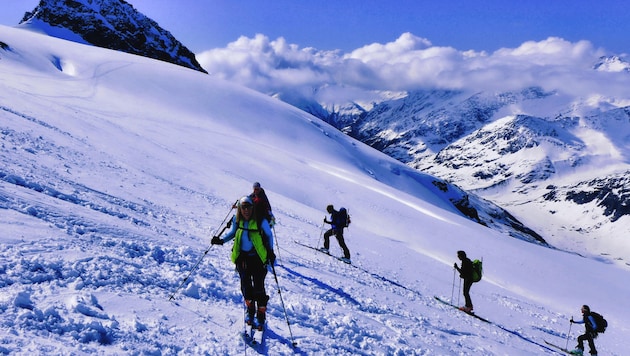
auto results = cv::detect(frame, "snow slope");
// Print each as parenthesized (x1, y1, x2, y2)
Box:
(1, 25, 628, 355)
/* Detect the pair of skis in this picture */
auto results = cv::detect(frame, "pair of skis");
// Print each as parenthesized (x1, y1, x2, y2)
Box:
(294, 240, 351, 264)
(433, 296, 490, 323)
(436, 297, 576, 355)
(543, 341, 584, 355)
(242, 322, 265, 350)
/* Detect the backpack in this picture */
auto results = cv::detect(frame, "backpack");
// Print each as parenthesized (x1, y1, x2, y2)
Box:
(471, 259, 483, 282)
(591, 312, 608, 333)
(337, 207, 351, 228)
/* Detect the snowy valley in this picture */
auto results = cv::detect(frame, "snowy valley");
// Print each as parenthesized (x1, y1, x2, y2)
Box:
(295, 87, 630, 269)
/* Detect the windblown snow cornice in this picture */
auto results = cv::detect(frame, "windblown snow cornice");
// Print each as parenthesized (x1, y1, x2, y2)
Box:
(20, 0, 207, 74)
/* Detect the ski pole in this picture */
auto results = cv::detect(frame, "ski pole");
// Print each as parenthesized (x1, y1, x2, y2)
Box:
(168, 202, 236, 301)
(451, 267, 457, 304)
(457, 276, 462, 306)
(317, 218, 326, 248)
(243, 305, 248, 354)
(565, 318, 573, 350)
(271, 225, 283, 264)
(270, 263, 297, 348)
(169, 219, 231, 301)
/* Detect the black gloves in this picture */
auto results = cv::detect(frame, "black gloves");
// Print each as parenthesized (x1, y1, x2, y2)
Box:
(267, 250, 276, 265)
(211, 236, 223, 245)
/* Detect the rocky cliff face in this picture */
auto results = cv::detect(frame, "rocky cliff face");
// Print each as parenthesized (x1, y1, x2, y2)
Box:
(546, 172, 630, 223)
(20, 0, 207, 73)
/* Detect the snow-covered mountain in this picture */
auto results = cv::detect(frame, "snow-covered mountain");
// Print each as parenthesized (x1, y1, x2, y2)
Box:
(18, 0, 207, 73)
(19, 0, 622, 265)
(594, 55, 630, 72)
(298, 83, 630, 268)
(2, 24, 629, 355)
(193, 29, 630, 265)
(13, 0, 555, 245)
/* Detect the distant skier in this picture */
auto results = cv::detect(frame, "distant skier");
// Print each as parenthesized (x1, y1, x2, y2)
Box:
(249, 182, 274, 226)
(454, 250, 474, 312)
(570, 305, 599, 356)
(212, 196, 275, 333)
(321, 204, 351, 263)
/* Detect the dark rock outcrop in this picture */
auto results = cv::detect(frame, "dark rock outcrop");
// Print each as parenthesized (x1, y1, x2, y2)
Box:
(21, 0, 207, 73)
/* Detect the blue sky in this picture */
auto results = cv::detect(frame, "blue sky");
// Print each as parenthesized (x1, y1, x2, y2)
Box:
(1, 0, 628, 55)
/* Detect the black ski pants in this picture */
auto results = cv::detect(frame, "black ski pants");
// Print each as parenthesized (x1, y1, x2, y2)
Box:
(236, 253, 268, 309)
(324, 228, 350, 259)
(462, 279, 473, 309)
(577, 331, 597, 354)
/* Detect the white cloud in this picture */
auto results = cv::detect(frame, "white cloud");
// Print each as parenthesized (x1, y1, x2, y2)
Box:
(197, 33, 629, 106)
(346, 32, 433, 63)
(197, 34, 336, 93)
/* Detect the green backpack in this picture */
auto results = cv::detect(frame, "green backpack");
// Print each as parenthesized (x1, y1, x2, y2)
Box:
(471, 259, 483, 282)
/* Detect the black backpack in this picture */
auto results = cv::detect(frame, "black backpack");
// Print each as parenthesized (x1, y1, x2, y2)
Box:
(591, 312, 608, 333)
(337, 207, 351, 228)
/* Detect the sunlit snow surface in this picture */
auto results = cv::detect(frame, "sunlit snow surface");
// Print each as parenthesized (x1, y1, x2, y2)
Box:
(1, 26, 628, 355)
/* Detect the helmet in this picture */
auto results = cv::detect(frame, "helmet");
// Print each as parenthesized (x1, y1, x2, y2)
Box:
(239, 196, 253, 207)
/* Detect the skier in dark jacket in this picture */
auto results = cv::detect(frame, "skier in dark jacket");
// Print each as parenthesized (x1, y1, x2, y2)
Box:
(570, 305, 598, 355)
(249, 182, 274, 226)
(321, 204, 350, 262)
(454, 250, 474, 312)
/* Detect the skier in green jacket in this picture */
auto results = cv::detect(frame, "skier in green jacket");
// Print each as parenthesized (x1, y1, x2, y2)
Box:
(212, 196, 275, 330)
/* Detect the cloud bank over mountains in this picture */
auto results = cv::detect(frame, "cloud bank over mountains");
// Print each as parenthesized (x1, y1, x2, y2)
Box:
(198, 33, 629, 107)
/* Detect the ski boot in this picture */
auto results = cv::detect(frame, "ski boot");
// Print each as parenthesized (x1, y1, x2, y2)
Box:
(252, 306, 266, 344)
(244, 300, 256, 335)
(569, 347, 584, 355)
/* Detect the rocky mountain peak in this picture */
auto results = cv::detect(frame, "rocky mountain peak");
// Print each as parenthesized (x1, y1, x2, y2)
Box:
(593, 55, 630, 73)
(20, 0, 207, 73)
